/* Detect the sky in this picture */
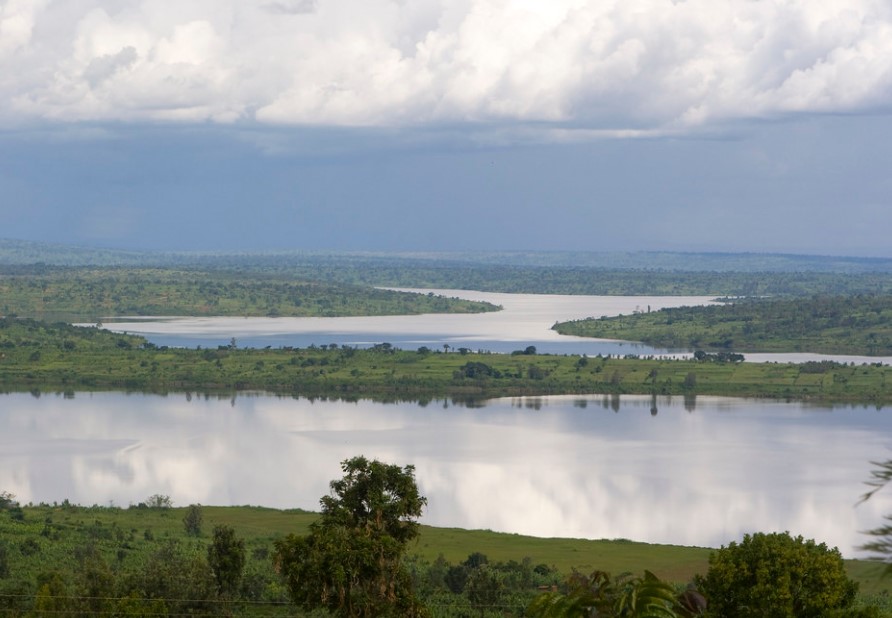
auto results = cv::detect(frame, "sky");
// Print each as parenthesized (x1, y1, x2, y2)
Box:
(1, 0, 891, 256)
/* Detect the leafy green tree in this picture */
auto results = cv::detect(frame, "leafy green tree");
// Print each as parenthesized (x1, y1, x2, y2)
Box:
(207, 524, 246, 596)
(77, 553, 115, 615)
(528, 569, 700, 618)
(0, 542, 8, 579)
(466, 564, 504, 614)
(695, 532, 856, 617)
(33, 571, 73, 617)
(274, 455, 428, 617)
(859, 459, 892, 568)
(183, 503, 203, 537)
(144, 493, 172, 509)
(112, 592, 169, 617)
(0, 491, 16, 510)
(120, 540, 215, 615)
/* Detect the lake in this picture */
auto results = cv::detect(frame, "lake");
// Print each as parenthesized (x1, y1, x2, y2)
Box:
(97, 289, 892, 364)
(2, 391, 891, 558)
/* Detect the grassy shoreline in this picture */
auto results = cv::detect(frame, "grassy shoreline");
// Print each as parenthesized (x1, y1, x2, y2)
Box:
(2, 317, 891, 403)
(555, 295, 892, 356)
(1, 503, 888, 596)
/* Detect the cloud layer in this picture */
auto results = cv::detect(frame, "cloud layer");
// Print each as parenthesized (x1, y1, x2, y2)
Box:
(2, 0, 892, 132)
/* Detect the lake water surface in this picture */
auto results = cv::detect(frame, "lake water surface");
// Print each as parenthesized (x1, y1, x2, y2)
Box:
(2, 391, 891, 557)
(98, 289, 892, 364)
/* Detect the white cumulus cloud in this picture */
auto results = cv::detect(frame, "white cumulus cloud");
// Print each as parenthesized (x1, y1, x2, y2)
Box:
(1, 0, 891, 133)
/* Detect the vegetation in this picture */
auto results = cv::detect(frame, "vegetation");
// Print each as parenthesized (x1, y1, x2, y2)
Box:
(274, 456, 428, 616)
(6, 240, 892, 298)
(1, 492, 890, 616)
(2, 243, 891, 615)
(554, 295, 892, 356)
(5, 239, 892, 274)
(1, 317, 891, 402)
(695, 532, 858, 617)
(527, 569, 706, 617)
(0, 266, 497, 321)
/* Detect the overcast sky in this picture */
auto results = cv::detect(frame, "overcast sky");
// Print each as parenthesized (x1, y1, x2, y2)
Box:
(1, 0, 890, 256)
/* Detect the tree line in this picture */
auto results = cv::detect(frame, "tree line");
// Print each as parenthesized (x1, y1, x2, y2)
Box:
(0, 266, 497, 321)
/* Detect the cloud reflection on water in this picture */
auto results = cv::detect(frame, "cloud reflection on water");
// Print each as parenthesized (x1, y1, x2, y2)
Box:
(1, 392, 891, 557)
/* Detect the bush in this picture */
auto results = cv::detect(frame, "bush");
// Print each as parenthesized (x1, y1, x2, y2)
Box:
(183, 504, 203, 537)
(696, 532, 857, 617)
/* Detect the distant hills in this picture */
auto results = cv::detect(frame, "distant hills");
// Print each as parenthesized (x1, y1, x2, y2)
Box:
(2, 238, 891, 274)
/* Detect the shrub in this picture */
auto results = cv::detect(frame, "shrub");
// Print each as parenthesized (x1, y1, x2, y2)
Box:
(696, 532, 857, 617)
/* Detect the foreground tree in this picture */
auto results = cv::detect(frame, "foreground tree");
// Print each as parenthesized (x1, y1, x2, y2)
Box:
(860, 459, 892, 568)
(274, 456, 428, 617)
(207, 525, 246, 597)
(695, 532, 856, 617)
(527, 569, 704, 618)
(183, 503, 203, 537)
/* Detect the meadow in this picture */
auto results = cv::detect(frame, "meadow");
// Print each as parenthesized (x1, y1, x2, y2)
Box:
(2, 498, 890, 617)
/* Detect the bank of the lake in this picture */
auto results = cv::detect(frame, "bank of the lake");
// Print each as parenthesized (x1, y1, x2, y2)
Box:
(555, 295, 892, 357)
(2, 317, 891, 402)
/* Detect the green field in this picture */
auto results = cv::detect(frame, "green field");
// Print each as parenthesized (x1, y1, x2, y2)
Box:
(1, 502, 890, 617)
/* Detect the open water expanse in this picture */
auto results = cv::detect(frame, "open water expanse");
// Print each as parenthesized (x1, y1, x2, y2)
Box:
(2, 391, 892, 557)
(99, 289, 892, 364)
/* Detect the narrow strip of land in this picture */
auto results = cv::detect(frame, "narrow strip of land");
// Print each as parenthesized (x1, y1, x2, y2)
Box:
(2, 318, 890, 402)
(0, 267, 498, 320)
(555, 295, 892, 357)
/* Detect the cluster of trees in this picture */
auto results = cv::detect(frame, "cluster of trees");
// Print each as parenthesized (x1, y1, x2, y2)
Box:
(692, 350, 746, 363)
(0, 494, 260, 617)
(176, 254, 892, 297)
(0, 266, 498, 321)
(269, 459, 882, 617)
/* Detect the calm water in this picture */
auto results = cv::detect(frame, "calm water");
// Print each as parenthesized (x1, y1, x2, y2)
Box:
(96, 290, 713, 355)
(2, 391, 891, 557)
(97, 289, 892, 364)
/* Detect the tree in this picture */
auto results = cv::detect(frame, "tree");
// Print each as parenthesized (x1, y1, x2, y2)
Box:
(274, 455, 428, 617)
(528, 569, 702, 618)
(0, 491, 17, 510)
(120, 540, 215, 615)
(860, 459, 892, 567)
(183, 504, 203, 537)
(0, 542, 8, 579)
(466, 565, 504, 614)
(144, 493, 172, 509)
(207, 525, 246, 597)
(695, 532, 856, 617)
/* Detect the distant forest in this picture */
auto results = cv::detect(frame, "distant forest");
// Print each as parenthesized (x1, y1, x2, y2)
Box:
(3, 239, 892, 297)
